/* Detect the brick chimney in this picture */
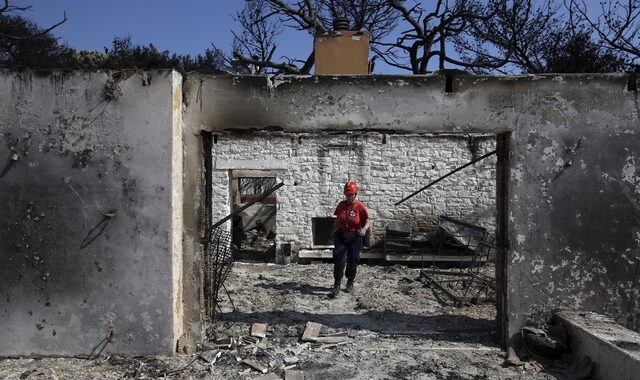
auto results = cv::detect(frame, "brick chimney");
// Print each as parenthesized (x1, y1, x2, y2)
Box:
(314, 17, 370, 75)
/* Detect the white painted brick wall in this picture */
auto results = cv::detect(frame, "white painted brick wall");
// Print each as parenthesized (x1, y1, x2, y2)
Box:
(211, 132, 496, 251)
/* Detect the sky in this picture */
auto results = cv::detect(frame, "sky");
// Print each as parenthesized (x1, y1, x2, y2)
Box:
(14, 0, 322, 71)
(11, 0, 605, 74)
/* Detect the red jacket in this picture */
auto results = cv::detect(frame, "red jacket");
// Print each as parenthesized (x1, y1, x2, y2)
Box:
(334, 200, 369, 232)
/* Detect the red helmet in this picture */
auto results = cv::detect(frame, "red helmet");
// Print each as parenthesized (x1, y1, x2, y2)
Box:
(343, 180, 359, 196)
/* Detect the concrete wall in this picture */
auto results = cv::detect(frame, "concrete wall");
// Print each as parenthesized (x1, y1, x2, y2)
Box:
(184, 73, 640, 343)
(0, 70, 183, 356)
(2, 71, 637, 355)
(210, 132, 496, 251)
(507, 76, 640, 336)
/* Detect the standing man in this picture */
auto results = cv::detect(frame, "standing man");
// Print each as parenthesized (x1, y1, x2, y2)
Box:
(330, 180, 370, 298)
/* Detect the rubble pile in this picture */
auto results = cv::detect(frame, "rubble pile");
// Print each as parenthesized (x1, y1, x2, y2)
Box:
(242, 229, 276, 251)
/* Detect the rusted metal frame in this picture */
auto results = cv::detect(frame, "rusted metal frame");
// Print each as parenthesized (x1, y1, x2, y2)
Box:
(436, 278, 467, 284)
(423, 227, 496, 306)
(420, 270, 466, 307)
(468, 272, 495, 289)
(209, 228, 235, 324)
(395, 150, 497, 206)
(421, 269, 476, 277)
(476, 243, 497, 297)
(460, 238, 495, 300)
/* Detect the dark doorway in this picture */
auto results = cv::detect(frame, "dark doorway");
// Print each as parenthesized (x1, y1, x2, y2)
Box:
(495, 132, 511, 346)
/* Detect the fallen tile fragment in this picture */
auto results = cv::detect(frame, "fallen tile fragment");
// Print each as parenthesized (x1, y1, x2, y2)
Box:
(292, 342, 310, 355)
(302, 322, 322, 342)
(283, 356, 299, 365)
(198, 350, 221, 364)
(319, 341, 351, 349)
(315, 336, 351, 344)
(242, 358, 268, 373)
(251, 323, 268, 339)
(243, 336, 260, 345)
(213, 337, 232, 349)
(285, 369, 304, 380)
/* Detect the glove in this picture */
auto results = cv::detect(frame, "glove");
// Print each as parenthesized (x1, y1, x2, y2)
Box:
(358, 227, 367, 237)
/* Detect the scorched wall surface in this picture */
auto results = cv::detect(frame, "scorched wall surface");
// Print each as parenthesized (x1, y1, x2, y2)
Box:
(185, 74, 640, 342)
(0, 70, 183, 356)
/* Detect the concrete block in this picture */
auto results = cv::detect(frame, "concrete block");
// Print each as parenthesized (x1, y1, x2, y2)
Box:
(302, 322, 322, 342)
(284, 356, 299, 365)
(251, 323, 268, 339)
(557, 311, 640, 380)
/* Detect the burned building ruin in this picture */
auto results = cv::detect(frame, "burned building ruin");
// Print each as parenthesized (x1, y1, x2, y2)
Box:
(1, 70, 639, 379)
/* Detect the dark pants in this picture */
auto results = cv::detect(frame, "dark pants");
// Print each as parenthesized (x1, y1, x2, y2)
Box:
(332, 230, 363, 283)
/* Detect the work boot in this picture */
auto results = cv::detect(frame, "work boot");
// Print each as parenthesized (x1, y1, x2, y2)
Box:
(328, 281, 340, 298)
(344, 278, 355, 293)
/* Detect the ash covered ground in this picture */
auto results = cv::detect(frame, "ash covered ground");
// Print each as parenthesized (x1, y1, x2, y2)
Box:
(0, 262, 553, 379)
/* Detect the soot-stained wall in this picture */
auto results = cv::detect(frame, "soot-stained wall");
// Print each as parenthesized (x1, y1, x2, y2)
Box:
(0, 70, 183, 356)
(507, 77, 640, 336)
(2, 71, 637, 355)
(184, 74, 640, 342)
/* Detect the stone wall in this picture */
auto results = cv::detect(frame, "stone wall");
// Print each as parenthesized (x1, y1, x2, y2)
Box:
(210, 131, 496, 251)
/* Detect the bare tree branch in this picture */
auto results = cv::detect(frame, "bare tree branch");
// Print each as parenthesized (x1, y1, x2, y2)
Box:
(567, 0, 639, 67)
(232, 51, 302, 74)
(231, 0, 283, 74)
(230, 0, 398, 74)
(380, 0, 515, 74)
(0, 1, 67, 41)
(0, 0, 31, 14)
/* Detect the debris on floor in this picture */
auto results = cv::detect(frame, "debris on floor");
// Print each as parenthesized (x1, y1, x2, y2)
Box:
(251, 323, 268, 339)
(242, 358, 269, 373)
(301, 321, 322, 342)
(0, 262, 555, 379)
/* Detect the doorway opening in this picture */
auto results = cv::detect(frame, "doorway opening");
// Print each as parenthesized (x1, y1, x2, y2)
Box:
(230, 170, 277, 261)
(200, 131, 511, 347)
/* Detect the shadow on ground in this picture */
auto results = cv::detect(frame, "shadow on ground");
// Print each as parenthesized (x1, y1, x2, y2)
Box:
(254, 281, 328, 296)
(218, 309, 497, 345)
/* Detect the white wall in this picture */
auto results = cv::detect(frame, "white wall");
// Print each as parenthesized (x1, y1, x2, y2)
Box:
(211, 132, 496, 252)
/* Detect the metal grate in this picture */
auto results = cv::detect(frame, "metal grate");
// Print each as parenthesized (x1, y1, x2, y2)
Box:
(437, 215, 487, 252)
(420, 231, 496, 307)
(207, 227, 235, 324)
